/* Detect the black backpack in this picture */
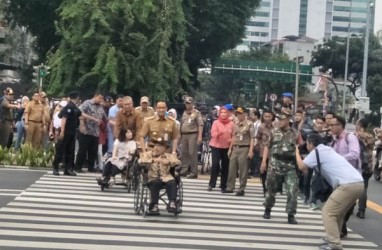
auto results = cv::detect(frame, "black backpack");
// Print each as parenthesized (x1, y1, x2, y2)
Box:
(344, 133, 369, 172)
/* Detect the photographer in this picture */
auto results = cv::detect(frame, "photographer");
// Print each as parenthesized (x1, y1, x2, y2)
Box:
(296, 133, 363, 250)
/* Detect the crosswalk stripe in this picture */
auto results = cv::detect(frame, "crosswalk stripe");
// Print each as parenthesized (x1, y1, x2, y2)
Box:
(0, 173, 378, 250)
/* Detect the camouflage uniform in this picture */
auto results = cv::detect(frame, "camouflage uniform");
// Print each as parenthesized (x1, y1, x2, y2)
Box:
(263, 126, 300, 215)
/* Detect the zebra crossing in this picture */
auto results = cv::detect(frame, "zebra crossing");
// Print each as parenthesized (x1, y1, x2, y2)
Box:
(0, 173, 379, 250)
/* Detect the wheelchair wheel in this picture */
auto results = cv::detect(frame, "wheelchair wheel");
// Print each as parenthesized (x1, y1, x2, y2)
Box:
(134, 175, 143, 214)
(176, 180, 183, 214)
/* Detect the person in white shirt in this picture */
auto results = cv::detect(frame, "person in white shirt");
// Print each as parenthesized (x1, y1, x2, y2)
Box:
(296, 133, 363, 250)
(97, 128, 137, 187)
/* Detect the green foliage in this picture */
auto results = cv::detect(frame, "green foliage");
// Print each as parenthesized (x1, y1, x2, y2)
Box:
(0, 144, 54, 168)
(5, 0, 61, 59)
(311, 34, 382, 111)
(46, 0, 190, 101)
(183, 0, 261, 88)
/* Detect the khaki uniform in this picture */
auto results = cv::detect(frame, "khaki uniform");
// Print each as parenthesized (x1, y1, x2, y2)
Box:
(135, 106, 155, 121)
(140, 116, 179, 151)
(25, 101, 45, 149)
(0, 99, 14, 148)
(227, 119, 255, 192)
(139, 151, 181, 182)
(179, 109, 204, 176)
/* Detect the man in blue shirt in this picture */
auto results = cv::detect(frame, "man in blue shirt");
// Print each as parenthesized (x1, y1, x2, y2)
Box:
(296, 133, 363, 250)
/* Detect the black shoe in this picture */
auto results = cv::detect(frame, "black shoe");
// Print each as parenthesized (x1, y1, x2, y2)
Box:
(53, 169, 60, 176)
(75, 169, 84, 173)
(221, 189, 233, 193)
(88, 168, 97, 173)
(207, 187, 213, 192)
(356, 210, 365, 219)
(288, 215, 298, 224)
(341, 223, 348, 238)
(263, 208, 271, 219)
(235, 190, 245, 196)
(64, 170, 77, 176)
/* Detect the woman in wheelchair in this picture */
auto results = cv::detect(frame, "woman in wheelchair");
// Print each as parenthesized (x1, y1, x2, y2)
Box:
(139, 141, 181, 214)
(97, 128, 136, 187)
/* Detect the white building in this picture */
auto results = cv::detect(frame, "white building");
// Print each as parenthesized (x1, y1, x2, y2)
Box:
(239, 0, 375, 51)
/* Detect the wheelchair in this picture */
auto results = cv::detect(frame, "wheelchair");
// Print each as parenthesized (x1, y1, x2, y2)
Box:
(133, 164, 183, 218)
(98, 155, 140, 193)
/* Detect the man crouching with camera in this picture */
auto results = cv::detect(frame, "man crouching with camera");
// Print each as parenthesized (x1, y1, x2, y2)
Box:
(296, 133, 363, 250)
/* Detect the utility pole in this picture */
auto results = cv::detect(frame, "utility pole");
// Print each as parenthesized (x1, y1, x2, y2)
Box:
(294, 52, 303, 112)
(342, 0, 352, 117)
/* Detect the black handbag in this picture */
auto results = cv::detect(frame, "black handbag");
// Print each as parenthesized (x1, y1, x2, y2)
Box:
(311, 149, 333, 202)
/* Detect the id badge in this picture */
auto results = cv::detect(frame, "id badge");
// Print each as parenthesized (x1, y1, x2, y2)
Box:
(164, 133, 169, 141)
(188, 118, 192, 124)
(239, 135, 243, 141)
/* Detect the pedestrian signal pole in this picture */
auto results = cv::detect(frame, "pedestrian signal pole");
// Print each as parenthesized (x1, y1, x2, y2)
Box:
(32, 64, 50, 93)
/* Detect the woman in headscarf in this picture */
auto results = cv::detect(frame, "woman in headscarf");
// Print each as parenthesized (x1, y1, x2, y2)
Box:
(208, 106, 234, 192)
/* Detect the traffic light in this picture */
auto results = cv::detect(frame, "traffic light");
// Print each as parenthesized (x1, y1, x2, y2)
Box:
(32, 66, 40, 85)
(32, 64, 51, 91)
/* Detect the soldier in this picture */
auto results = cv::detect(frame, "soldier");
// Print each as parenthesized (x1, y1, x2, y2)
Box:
(225, 107, 255, 196)
(0, 88, 20, 148)
(135, 96, 155, 129)
(261, 111, 301, 224)
(179, 96, 204, 178)
(115, 96, 142, 141)
(24, 92, 46, 149)
(139, 101, 179, 155)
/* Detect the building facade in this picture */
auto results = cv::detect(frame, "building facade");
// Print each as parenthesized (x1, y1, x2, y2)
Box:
(239, 0, 375, 51)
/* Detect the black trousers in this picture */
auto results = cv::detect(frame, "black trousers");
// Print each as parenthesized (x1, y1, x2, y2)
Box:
(75, 133, 99, 171)
(52, 133, 76, 171)
(304, 168, 317, 203)
(103, 161, 121, 178)
(358, 173, 371, 212)
(209, 146, 229, 190)
(148, 179, 177, 206)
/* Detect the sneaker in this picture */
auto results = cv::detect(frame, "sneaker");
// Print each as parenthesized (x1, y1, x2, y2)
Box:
(319, 243, 343, 250)
(207, 186, 213, 192)
(310, 203, 320, 210)
(303, 198, 309, 206)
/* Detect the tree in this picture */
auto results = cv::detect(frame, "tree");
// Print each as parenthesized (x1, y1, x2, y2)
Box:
(183, 0, 260, 90)
(310, 34, 382, 97)
(46, 0, 189, 100)
(5, 0, 61, 59)
(5, 0, 261, 99)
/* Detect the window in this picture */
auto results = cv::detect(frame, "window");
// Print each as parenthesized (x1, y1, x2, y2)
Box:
(256, 11, 270, 17)
(245, 21, 269, 27)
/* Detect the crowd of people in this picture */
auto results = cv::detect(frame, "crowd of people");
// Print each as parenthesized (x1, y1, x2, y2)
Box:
(1, 87, 382, 250)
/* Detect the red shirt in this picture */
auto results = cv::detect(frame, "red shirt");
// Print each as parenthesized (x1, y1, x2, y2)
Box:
(209, 119, 234, 149)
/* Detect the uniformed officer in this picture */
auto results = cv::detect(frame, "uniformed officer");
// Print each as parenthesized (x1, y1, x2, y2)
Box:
(0, 88, 20, 148)
(135, 96, 155, 123)
(24, 92, 46, 149)
(225, 107, 255, 196)
(139, 101, 179, 155)
(179, 96, 203, 179)
(261, 111, 301, 224)
(52, 92, 82, 176)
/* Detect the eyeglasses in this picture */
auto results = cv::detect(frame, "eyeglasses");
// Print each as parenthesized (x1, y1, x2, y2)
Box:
(327, 123, 340, 127)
